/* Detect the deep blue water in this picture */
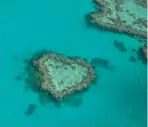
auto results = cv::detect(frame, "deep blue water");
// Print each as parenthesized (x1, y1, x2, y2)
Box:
(0, 0, 147, 126)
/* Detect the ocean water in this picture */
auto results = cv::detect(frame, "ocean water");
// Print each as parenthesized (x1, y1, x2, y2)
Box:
(0, 0, 147, 127)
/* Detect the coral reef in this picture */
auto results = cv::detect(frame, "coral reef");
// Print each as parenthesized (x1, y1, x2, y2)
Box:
(91, 57, 116, 71)
(25, 104, 37, 116)
(129, 56, 137, 63)
(137, 45, 147, 64)
(134, 0, 147, 8)
(91, 58, 109, 68)
(27, 51, 96, 101)
(141, 45, 147, 59)
(113, 40, 126, 52)
(87, 0, 147, 40)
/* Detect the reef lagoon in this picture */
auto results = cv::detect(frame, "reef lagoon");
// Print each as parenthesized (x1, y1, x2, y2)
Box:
(0, 0, 147, 127)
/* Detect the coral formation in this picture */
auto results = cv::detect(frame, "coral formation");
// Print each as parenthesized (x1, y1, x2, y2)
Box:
(113, 40, 126, 52)
(28, 51, 96, 101)
(129, 56, 137, 63)
(87, 0, 147, 40)
(140, 45, 147, 60)
(91, 57, 116, 71)
(25, 104, 37, 116)
(91, 58, 109, 68)
(134, 0, 147, 8)
(137, 45, 147, 64)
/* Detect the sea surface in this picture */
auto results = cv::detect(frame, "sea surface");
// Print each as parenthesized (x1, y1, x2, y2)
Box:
(0, 0, 147, 127)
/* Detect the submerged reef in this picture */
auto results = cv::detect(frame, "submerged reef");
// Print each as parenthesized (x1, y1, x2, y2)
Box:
(135, 0, 147, 8)
(87, 0, 147, 40)
(129, 56, 137, 63)
(137, 45, 147, 63)
(25, 104, 37, 116)
(91, 57, 116, 71)
(25, 50, 96, 101)
(113, 40, 126, 52)
(140, 45, 147, 60)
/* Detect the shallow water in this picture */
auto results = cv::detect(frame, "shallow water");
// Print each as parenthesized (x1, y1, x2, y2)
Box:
(0, 0, 147, 127)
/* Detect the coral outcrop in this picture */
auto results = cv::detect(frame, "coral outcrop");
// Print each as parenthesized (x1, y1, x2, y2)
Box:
(25, 104, 37, 116)
(141, 45, 147, 60)
(87, 0, 147, 40)
(31, 51, 96, 100)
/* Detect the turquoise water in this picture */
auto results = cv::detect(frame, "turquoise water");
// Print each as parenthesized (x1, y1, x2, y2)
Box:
(0, 0, 147, 126)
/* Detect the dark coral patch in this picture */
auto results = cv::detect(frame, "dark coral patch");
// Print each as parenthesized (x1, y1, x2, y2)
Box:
(136, 45, 147, 64)
(113, 40, 126, 52)
(91, 57, 116, 72)
(129, 56, 137, 63)
(25, 104, 37, 116)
